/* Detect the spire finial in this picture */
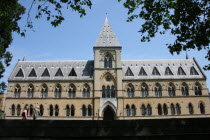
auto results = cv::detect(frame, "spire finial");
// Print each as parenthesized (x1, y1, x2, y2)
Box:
(186, 50, 189, 59)
(22, 56, 26, 61)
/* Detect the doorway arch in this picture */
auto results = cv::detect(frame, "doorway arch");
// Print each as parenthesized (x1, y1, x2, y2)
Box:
(103, 106, 115, 121)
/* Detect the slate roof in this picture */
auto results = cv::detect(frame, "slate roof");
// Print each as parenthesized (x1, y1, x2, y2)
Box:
(8, 61, 94, 81)
(94, 17, 121, 47)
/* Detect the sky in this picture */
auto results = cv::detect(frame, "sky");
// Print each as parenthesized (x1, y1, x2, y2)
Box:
(1, 0, 210, 90)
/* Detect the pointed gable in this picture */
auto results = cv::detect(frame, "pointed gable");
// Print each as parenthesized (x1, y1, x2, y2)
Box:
(15, 68, 24, 77)
(165, 67, 173, 75)
(94, 17, 121, 47)
(177, 67, 186, 75)
(41, 68, 50, 77)
(69, 68, 77, 76)
(125, 67, 134, 76)
(152, 67, 160, 75)
(28, 68, 37, 77)
(139, 67, 147, 76)
(55, 68, 63, 77)
(190, 67, 199, 75)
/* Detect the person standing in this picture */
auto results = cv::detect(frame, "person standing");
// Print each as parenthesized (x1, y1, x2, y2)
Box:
(22, 105, 28, 120)
(33, 106, 40, 120)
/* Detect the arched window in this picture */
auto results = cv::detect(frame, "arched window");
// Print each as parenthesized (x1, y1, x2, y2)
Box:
(29, 104, 33, 116)
(88, 105, 92, 116)
(69, 84, 76, 98)
(104, 54, 112, 68)
(11, 104, 15, 116)
(181, 83, 189, 96)
(155, 83, 162, 97)
(55, 105, 59, 116)
(199, 102, 205, 114)
(170, 104, 175, 115)
(126, 105, 130, 116)
(82, 105, 86, 116)
(131, 105, 136, 116)
(107, 86, 111, 97)
(40, 105, 44, 116)
(102, 86, 105, 98)
(27, 84, 34, 98)
(41, 84, 48, 98)
(127, 83, 134, 97)
(102, 85, 115, 98)
(111, 86, 115, 97)
(54, 84, 62, 98)
(190, 67, 199, 75)
(17, 104, 21, 116)
(176, 103, 181, 115)
(163, 104, 168, 115)
(168, 83, 176, 97)
(66, 105, 70, 116)
(195, 82, 202, 96)
(141, 104, 146, 116)
(83, 84, 90, 98)
(49, 105, 53, 116)
(147, 104, 152, 115)
(141, 83, 149, 97)
(14, 84, 21, 98)
(188, 103, 194, 115)
(71, 105, 75, 116)
(177, 67, 186, 75)
(158, 104, 162, 115)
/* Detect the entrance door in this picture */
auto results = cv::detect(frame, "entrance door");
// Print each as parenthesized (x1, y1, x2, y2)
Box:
(103, 106, 115, 121)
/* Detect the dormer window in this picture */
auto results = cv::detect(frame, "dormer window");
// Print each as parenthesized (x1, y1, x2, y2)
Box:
(152, 67, 160, 75)
(190, 67, 199, 75)
(125, 67, 134, 76)
(15, 68, 24, 77)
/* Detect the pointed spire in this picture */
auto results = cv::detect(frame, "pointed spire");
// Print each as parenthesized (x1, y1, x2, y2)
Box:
(22, 56, 26, 61)
(94, 17, 121, 47)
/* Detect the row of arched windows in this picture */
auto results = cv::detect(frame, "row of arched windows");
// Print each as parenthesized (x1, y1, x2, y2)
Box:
(13, 83, 91, 98)
(126, 82, 202, 97)
(10, 104, 93, 117)
(125, 102, 206, 116)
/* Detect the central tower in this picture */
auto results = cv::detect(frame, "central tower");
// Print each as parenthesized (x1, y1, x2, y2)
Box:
(93, 17, 122, 120)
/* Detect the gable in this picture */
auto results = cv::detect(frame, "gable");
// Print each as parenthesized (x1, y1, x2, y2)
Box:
(125, 67, 134, 76)
(55, 68, 64, 77)
(69, 68, 77, 76)
(42, 68, 50, 77)
(15, 68, 24, 77)
(28, 68, 37, 77)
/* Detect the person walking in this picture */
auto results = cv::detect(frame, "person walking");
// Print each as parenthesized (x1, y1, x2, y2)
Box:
(22, 105, 29, 120)
(33, 106, 40, 120)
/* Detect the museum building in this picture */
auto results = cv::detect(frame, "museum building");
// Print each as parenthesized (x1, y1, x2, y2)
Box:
(5, 17, 210, 120)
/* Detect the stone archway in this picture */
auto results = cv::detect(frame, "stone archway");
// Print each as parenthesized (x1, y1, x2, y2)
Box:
(103, 106, 115, 121)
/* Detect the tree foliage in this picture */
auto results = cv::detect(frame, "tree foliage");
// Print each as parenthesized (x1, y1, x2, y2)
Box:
(119, 0, 210, 69)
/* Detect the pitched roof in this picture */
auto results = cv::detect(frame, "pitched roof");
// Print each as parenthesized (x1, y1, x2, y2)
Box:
(94, 17, 121, 47)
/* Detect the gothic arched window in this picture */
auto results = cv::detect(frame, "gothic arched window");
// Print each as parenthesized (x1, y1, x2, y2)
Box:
(104, 54, 112, 68)
(158, 104, 162, 115)
(163, 104, 168, 115)
(49, 105, 53, 116)
(182, 83, 189, 96)
(199, 102, 205, 114)
(66, 105, 70, 116)
(176, 103, 181, 115)
(17, 104, 21, 116)
(141, 83, 149, 97)
(188, 103, 194, 115)
(88, 105, 92, 116)
(82, 105, 86, 116)
(127, 83, 134, 97)
(111, 86, 115, 97)
(178, 67, 186, 75)
(155, 83, 162, 97)
(190, 67, 199, 75)
(141, 104, 146, 116)
(11, 104, 15, 116)
(171, 104, 175, 115)
(147, 104, 152, 115)
(165, 67, 173, 75)
(40, 104, 44, 116)
(195, 82, 202, 96)
(54, 84, 62, 98)
(14, 84, 21, 98)
(168, 83, 176, 97)
(69, 84, 76, 98)
(27, 84, 34, 98)
(131, 105, 136, 116)
(126, 105, 130, 116)
(71, 105, 75, 116)
(41, 84, 48, 98)
(29, 104, 33, 116)
(55, 104, 59, 116)
(83, 84, 90, 98)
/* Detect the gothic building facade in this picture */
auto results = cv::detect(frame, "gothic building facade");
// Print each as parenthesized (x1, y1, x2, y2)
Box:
(5, 18, 210, 120)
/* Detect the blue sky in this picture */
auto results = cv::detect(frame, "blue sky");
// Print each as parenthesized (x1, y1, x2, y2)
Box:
(1, 0, 210, 89)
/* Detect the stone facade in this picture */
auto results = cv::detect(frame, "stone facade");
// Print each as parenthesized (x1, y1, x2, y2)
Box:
(0, 93, 6, 111)
(5, 17, 210, 120)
